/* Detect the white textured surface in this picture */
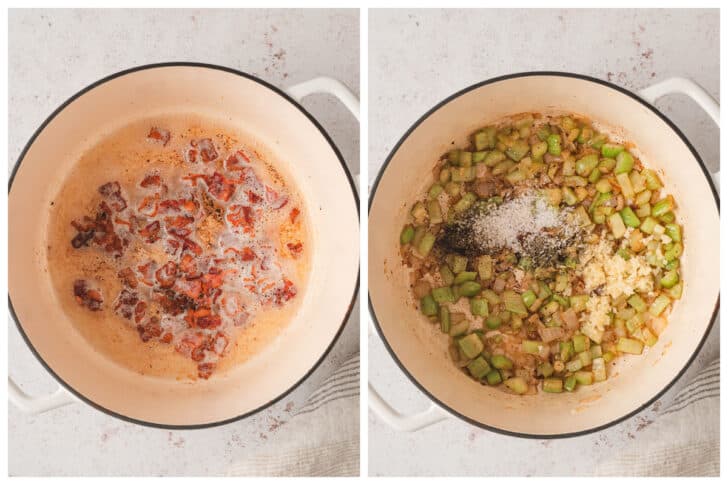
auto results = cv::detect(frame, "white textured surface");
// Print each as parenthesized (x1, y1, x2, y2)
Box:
(8, 9, 359, 476)
(368, 9, 719, 476)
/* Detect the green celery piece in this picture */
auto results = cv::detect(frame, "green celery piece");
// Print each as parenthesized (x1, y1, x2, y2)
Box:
(467, 356, 491, 379)
(400, 225, 414, 244)
(458, 333, 484, 359)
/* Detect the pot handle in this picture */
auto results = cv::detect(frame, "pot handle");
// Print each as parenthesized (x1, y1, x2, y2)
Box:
(285, 77, 360, 122)
(368, 319, 448, 431)
(639, 77, 720, 192)
(8, 377, 77, 414)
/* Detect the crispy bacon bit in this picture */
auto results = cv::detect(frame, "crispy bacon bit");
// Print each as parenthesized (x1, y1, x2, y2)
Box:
(226, 204, 254, 232)
(179, 253, 198, 276)
(175, 331, 205, 358)
(174, 278, 203, 299)
(73, 279, 103, 311)
(139, 221, 161, 243)
(138, 261, 157, 286)
(154, 289, 194, 316)
(134, 301, 147, 323)
(140, 174, 162, 187)
(71, 228, 95, 248)
(164, 238, 180, 255)
(155, 261, 178, 288)
(114, 288, 139, 319)
(204, 172, 236, 201)
(198, 362, 215, 379)
(211, 332, 228, 355)
(169, 231, 202, 256)
(138, 195, 159, 217)
(159, 198, 198, 214)
(161, 333, 174, 344)
(118, 267, 138, 288)
(147, 127, 170, 146)
(136, 316, 163, 342)
(290, 207, 300, 224)
(202, 269, 224, 289)
(197, 314, 222, 329)
(248, 190, 262, 204)
(265, 186, 288, 209)
(98, 182, 127, 212)
(225, 150, 251, 171)
(273, 279, 297, 305)
(287, 242, 303, 257)
(164, 215, 194, 230)
(186, 138, 218, 163)
(225, 246, 256, 261)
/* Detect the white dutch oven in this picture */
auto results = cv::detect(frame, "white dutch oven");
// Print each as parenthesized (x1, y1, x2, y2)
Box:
(9, 63, 360, 428)
(369, 72, 719, 437)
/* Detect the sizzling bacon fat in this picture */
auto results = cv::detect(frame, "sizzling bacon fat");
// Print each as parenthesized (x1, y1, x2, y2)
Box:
(69, 127, 303, 379)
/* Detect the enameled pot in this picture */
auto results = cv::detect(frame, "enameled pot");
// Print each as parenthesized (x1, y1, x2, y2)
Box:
(9, 63, 360, 428)
(369, 72, 719, 437)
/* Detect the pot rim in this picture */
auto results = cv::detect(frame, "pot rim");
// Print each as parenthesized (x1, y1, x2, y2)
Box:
(8, 61, 360, 429)
(368, 70, 719, 439)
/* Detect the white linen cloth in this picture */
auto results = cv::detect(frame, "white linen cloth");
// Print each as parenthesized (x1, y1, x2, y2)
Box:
(595, 358, 719, 476)
(228, 353, 359, 476)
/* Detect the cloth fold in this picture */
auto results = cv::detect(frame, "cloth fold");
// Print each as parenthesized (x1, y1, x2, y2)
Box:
(228, 353, 359, 477)
(595, 358, 719, 476)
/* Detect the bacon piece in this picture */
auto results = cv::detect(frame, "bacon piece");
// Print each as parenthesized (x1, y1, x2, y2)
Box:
(139, 221, 161, 243)
(136, 316, 163, 343)
(164, 238, 180, 255)
(71, 228, 95, 248)
(287, 242, 303, 257)
(225, 246, 256, 262)
(155, 261, 178, 288)
(179, 253, 198, 276)
(225, 150, 251, 171)
(134, 301, 147, 323)
(273, 279, 297, 305)
(73, 280, 103, 311)
(98, 182, 127, 212)
(169, 231, 203, 256)
(197, 362, 215, 379)
(248, 190, 262, 204)
(138, 195, 159, 217)
(289, 207, 300, 224)
(159, 197, 198, 214)
(161, 333, 173, 344)
(138, 261, 157, 286)
(114, 288, 139, 319)
(205, 172, 236, 201)
(197, 314, 222, 329)
(164, 215, 194, 230)
(140, 174, 162, 188)
(153, 289, 194, 316)
(265, 186, 288, 209)
(185, 138, 218, 163)
(211, 332, 228, 355)
(118, 267, 138, 288)
(226, 204, 254, 233)
(148, 127, 170, 146)
(174, 278, 203, 299)
(175, 331, 205, 358)
(202, 269, 224, 290)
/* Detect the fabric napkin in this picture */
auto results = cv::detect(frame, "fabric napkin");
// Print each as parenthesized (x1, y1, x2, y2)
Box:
(228, 353, 359, 477)
(595, 358, 719, 476)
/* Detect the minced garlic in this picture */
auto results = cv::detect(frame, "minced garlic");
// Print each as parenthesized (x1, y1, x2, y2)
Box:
(580, 239, 654, 299)
(581, 295, 611, 343)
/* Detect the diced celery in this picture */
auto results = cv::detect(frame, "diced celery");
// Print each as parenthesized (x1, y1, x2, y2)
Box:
(619, 207, 640, 228)
(458, 333, 484, 359)
(420, 294, 438, 316)
(467, 356, 491, 379)
(616, 172, 634, 199)
(573, 335, 590, 353)
(522, 340, 542, 355)
(484, 314, 502, 330)
(482, 289, 500, 305)
(651, 196, 675, 217)
(560, 341, 574, 361)
(411, 201, 427, 223)
(601, 143, 624, 158)
(440, 265, 455, 286)
(598, 157, 616, 172)
(574, 371, 594, 385)
(627, 294, 647, 312)
(608, 212, 627, 239)
(459, 151, 473, 167)
(616, 337, 644, 354)
(639, 216, 658, 234)
(503, 290, 528, 316)
(643, 169, 662, 190)
(543, 378, 563, 393)
(578, 350, 593, 367)
(432, 286, 455, 303)
(576, 154, 599, 177)
(531, 140, 548, 160)
(505, 140, 530, 162)
(444, 181, 460, 196)
(562, 187, 578, 206)
(614, 151, 634, 174)
(427, 200, 442, 224)
(459, 281, 482, 297)
(664, 242, 683, 261)
(453, 271, 477, 285)
(660, 270, 679, 289)
(417, 232, 436, 256)
(450, 255, 468, 274)
(566, 359, 583, 372)
(476, 255, 493, 281)
(504, 377, 528, 394)
(521, 290, 537, 308)
(570, 295, 589, 313)
(491, 354, 513, 370)
(447, 150, 460, 164)
(470, 298, 489, 317)
(564, 375, 577, 392)
(483, 150, 506, 167)
(546, 133, 562, 155)
(665, 223, 681, 242)
(537, 362, 554, 377)
(592, 357, 607, 382)
(439, 306, 450, 333)
(453, 192, 477, 212)
(667, 281, 683, 299)
(595, 179, 612, 194)
(449, 320, 469, 337)
(400, 225, 414, 244)
(649, 294, 671, 317)
(485, 369, 502, 385)
(428, 183, 443, 200)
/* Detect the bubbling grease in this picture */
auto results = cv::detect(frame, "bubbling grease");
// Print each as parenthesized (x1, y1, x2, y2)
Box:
(46, 114, 310, 381)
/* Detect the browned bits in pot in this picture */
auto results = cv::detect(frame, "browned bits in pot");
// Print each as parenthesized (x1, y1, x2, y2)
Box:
(73, 279, 103, 311)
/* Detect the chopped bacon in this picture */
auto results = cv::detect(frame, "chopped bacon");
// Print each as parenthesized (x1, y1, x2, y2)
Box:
(139, 221, 161, 243)
(289, 207, 300, 224)
(273, 279, 297, 305)
(175, 331, 205, 358)
(71, 228, 95, 248)
(179, 253, 198, 276)
(136, 316, 163, 343)
(153, 289, 194, 316)
(161, 333, 174, 344)
(225, 246, 256, 261)
(140, 174, 162, 188)
(265, 186, 288, 209)
(73, 280, 103, 311)
(164, 238, 180, 255)
(138, 261, 157, 286)
(159, 197, 198, 214)
(174, 278, 203, 299)
(211, 332, 228, 355)
(71, 201, 124, 256)
(155, 261, 178, 288)
(114, 288, 139, 319)
(225, 150, 251, 171)
(147, 127, 170, 146)
(164, 215, 194, 230)
(98, 182, 127, 212)
(226, 204, 254, 233)
(197, 314, 222, 329)
(185, 138, 218, 163)
(204, 172, 236, 201)
(248, 191, 263, 204)
(138, 195, 159, 217)
(287, 242, 303, 257)
(197, 362, 215, 379)
(202, 269, 225, 289)
(169, 231, 202, 256)
(134, 301, 147, 323)
(118, 267, 138, 288)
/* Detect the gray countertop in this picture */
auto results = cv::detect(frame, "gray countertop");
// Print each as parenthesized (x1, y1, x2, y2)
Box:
(8, 8, 359, 476)
(368, 8, 719, 476)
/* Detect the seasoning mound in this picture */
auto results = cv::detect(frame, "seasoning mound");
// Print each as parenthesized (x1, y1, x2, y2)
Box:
(439, 191, 582, 266)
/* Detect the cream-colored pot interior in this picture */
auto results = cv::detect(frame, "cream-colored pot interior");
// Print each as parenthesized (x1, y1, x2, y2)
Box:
(9, 65, 359, 426)
(369, 74, 718, 436)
